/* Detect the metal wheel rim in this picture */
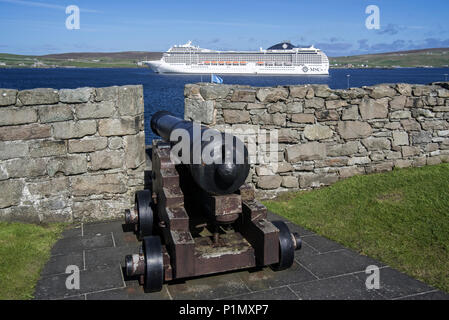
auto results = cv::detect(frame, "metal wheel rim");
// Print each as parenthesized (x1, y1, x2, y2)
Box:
(136, 190, 153, 237)
(271, 220, 295, 271)
(143, 236, 164, 292)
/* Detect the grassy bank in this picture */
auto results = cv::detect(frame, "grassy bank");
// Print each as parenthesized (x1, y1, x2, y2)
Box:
(0, 222, 65, 299)
(264, 163, 449, 293)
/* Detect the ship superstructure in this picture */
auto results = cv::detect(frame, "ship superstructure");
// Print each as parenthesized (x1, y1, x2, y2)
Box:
(145, 41, 329, 75)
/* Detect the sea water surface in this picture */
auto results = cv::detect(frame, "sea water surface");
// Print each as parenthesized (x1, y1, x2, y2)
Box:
(0, 67, 448, 144)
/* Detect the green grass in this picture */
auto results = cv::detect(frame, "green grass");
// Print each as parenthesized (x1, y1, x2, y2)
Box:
(0, 222, 65, 300)
(264, 163, 449, 293)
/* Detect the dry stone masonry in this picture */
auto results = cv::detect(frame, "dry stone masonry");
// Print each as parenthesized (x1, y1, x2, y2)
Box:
(0, 86, 145, 222)
(185, 82, 449, 198)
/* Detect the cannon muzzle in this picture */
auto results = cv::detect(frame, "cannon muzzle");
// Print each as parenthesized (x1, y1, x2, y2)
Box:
(151, 111, 250, 195)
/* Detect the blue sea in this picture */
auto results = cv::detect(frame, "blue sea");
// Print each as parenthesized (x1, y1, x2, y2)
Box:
(0, 67, 448, 144)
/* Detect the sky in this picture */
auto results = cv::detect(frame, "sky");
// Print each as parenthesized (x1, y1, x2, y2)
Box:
(0, 0, 448, 56)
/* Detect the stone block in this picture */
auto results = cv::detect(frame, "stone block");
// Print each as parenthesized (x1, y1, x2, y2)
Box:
(361, 137, 391, 151)
(108, 137, 123, 150)
(402, 146, 421, 157)
(339, 166, 365, 178)
(401, 119, 421, 131)
(53, 120, 97, 139)
(0, 124, 51, 141)
(38, 104, 73, 123)
(257, 175, 282, 189)
(342, 106, 359, 120)
(124, 132, 145, 169)
(75, 101, 115, 119)
(392, 131, 409, 147)
(288, 85, 309, 99)
(281, 176, 299, 188)
(90, 150, 124, 171)
(396, 83, 412, 96)
(285, 142, 326, 162)
(267, 102, 285, 113)
(285, 101, 303, 113)
(2, 158, 47, 179)
(411, 132, 432, 144)
(95, 86, 118, 102)
(304, 97, 325, 109)
(98, 118, 137, 136)
(231, 89, 256, 102)
(184, 99, 215, 124)
(389, 95, 406, 110)
(299, 173, 338, 188)
(0, 141, 28, 160)
(0, 179, 24, 209)
(59, 87, 93, 103)
(199, 85, 231, 100)
(291, 113, 315, 123)
(29, 140, 67, 157)
(421, 120, 449, 130)
(348, 156, 371, 165)
(68, 137, 108, 153)
(71, 173, 127, 196)
(326, 141, 359, 156)
(0, 107, 38, 126)
(27, 177, 69, 197)
(246, 103, 265, 110)
(256, 87, 288, 103)
(394, 159, 412, 168)
(325, 100, 347, 109)
(304, 124, 333, 140)
(219, 102, 246, 110)
(117, 85, 143, 116)
(315, 110, 339, 121)
(223, 109, 250, 124)
(368, 85, 397, 99)
(0, 89, 18, 106)
(366, 162, 394, 174)
(359, 97, 388, 120)
(312, 85, 331, 98)
(18, 88, 59, 105)
(47, 155, 87, 176)
(390, 110, 411, 119)
(278, 128, 300, 143)
(337, 121, 373, 139)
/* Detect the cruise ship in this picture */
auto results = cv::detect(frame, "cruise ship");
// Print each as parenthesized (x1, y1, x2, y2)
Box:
(145, 41, 329, 75)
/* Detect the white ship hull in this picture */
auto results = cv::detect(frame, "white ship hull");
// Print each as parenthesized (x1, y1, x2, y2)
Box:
(146, 60, 329, 75)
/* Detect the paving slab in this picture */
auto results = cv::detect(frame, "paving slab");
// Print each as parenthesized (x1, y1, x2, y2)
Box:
(223, 286, 299, 300)
(86, 286, 171, 300)
(167, 272, 250, 300)
(34, 265, 124, 299)
(34, 216, 449, 300)
(289, 274, 385, 300)
(352, 267, 437, 299)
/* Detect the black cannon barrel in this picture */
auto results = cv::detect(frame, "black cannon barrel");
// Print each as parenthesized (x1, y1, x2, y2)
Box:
(151, 111, 250, 195)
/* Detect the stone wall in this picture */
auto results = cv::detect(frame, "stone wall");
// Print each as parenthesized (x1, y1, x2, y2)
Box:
(0, 85, 145, 222)
(184, 82, 449, 198)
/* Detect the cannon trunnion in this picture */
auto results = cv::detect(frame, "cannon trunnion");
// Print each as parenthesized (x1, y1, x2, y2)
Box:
(123, 112, 301, 292)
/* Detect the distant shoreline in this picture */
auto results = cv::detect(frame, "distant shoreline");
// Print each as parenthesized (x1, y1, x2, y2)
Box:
(1, 47, 448, 69)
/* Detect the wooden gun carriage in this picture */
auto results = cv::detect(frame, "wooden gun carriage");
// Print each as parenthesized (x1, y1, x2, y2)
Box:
(123, 111, 301, 292)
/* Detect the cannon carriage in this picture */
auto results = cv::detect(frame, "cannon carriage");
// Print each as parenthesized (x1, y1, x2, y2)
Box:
(123, 111, 301, 292)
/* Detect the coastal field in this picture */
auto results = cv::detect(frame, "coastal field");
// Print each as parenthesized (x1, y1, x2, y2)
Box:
(330, 48, 449, 68)
(264, 163, 449, 293)
(0, 48, 448, 69)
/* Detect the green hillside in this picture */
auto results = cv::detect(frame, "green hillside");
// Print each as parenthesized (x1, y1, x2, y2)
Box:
(330, 48, 449, 68)
(0, 48, 448, 68)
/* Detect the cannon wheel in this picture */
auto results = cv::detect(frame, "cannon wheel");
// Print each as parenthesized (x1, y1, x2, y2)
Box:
(143, 236, 164, 292)
(271, 221, 295, 271)
(136, 190, 153, 238)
